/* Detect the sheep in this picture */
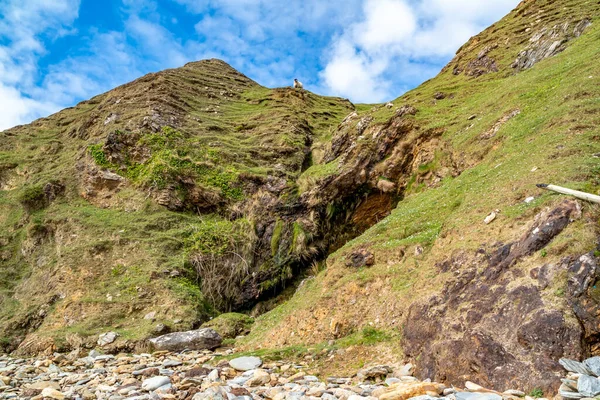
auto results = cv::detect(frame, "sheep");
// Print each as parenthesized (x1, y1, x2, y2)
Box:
(293, 78, 303, 89)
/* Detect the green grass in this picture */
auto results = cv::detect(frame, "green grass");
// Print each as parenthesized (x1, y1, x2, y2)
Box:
(528, 388, 544, 398)
(229, 326, 396, 363)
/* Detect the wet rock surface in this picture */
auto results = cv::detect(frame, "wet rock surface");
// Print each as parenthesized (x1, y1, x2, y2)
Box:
(0, 350, 535, 400)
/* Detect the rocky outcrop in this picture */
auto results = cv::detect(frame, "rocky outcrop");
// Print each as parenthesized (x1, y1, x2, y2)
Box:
(512, 19, 591, 71)
(453, 44, 499, 77)
(403, 200, 597, 391)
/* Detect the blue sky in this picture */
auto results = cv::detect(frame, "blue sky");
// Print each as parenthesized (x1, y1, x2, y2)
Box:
(0, 0, 520, 131)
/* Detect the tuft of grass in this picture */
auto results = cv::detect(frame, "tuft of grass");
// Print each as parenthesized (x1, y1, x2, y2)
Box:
(528, 388, 544, 398)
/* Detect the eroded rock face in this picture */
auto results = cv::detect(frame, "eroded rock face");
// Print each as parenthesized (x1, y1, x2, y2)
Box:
(149, 328, 222, 352)
(404, 200, 596, 392)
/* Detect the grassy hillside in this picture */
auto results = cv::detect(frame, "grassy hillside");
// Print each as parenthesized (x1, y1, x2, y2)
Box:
(1, 0, 599, 392)
(0, 59, 354, 352)
(239, 0, 600, 391)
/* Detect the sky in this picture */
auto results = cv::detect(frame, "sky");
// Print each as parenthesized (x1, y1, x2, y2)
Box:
(0, 0, 520, 131)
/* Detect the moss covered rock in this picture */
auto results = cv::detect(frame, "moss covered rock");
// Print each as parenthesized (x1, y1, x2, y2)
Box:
(201, 313, 254, 339)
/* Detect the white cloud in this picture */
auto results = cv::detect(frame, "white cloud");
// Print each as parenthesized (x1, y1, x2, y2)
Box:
(0, 83, 58, 130)
(126, 15, 188, 68)
(322, 40, 389, 103)
(0, 0, 81, 130)
(354, 0, 417, 50)
(321, 0, 519, 102)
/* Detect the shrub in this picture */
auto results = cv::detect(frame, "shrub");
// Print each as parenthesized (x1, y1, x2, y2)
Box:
(187, 218, 256, 311)
(18, 185, 46, 211)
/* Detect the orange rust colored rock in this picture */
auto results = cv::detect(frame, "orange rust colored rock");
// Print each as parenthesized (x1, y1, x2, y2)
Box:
(377, 382, 445, 400)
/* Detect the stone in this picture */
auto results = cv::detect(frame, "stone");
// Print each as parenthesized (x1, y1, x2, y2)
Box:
(148, 328, 222, 352)
(378, 382, 445, 400)
(386, 378, 401, 386)
(503, 390, 525, 397)
(307, 386, 326, 397)
(559, 391, 584, 399)
(193, 386, 228, 400)
(229, 356, 262, 371)
(455, 393, 502, 400)
(144, 312, 157, 321)
(155, 383, 173, 394)
(396, 105, 418, 117)
(206, 369, 220, 382)
(484, 211, 496, 224)
(89, 350, 102, 358)
(153, 323, 169, 335)
(40, 388, 65, 400)
(346, 249, 375, 268)
(396, 364, 414, 377)
(246, 369, 270, 387)
(185, 367, 211, 377)
(578, 375, 600, 397)
(560, 359, 594, 375)
(406, 396, 439, 400)
(97, 331, 119, 346)
(358, 365, 393, 380)
(141, 376, 171, 391)
(348, 396, 370, 400)
(584, 357, 600, 376)
(26, 381, 61, 390)
(162, 359, 182, 368)
(287, 372, 306, 382)
(464, 382, 484, 391)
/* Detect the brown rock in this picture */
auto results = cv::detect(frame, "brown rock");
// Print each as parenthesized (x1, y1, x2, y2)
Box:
(230, 388, 251, 397)
(185, 367, 211, 377)
(140, 367, 160, 377)
(346, 248, 375, 268)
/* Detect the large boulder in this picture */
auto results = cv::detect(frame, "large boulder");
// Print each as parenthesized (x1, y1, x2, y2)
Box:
(148, 328, 222, 352)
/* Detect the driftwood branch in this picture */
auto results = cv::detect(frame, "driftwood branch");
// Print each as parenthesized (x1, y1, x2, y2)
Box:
(537, 184, 600, 204)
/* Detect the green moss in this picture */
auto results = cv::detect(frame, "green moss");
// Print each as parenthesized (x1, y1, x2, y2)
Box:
(201, 312, 254, 339)
(185, 218, 252, 255)
(271, 220, 284, 256)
